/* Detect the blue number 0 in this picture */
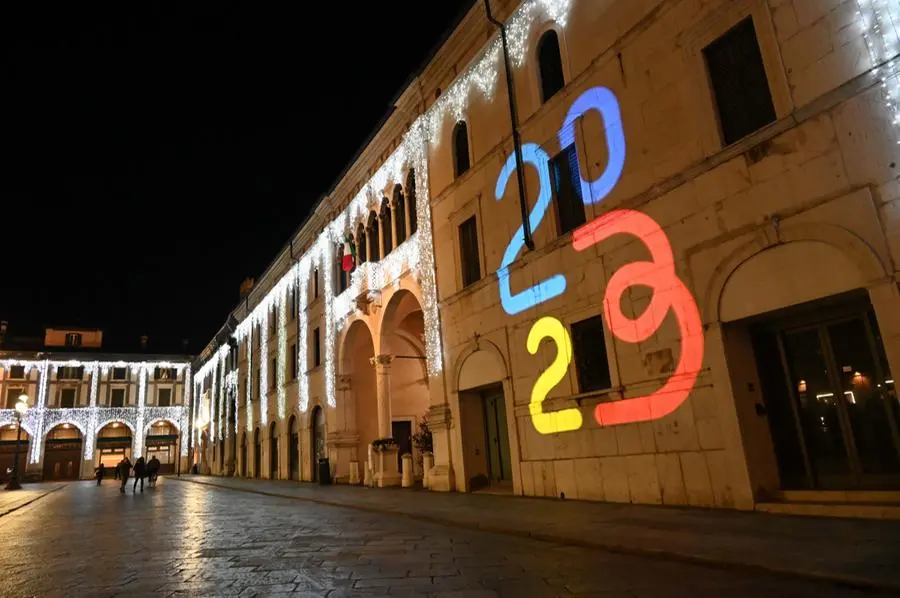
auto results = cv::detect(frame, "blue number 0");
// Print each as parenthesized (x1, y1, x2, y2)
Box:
(495, 143, 566, 315)
(558, 86, 626, 205)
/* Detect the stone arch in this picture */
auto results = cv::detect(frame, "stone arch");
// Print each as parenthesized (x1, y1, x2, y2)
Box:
(143, 417, 180, 436)
(453, 338, 510, 393)
(377, 286, 426, 356)
(97, 419, 136, 436)
(529, 20, 571, 108)
(338, 318, 377, 467)
(43, 420, 87, 439)
(704, 222, 890, 323)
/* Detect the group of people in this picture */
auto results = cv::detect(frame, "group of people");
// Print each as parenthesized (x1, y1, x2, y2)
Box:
(95, 455, 161, 492)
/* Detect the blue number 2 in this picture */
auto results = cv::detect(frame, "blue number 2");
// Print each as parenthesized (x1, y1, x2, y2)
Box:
(495, 143, 566, 316)
(558, 86, 626, 205)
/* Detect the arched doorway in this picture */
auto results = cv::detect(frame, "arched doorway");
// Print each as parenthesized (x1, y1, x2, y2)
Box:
(311, 406, 325, 481)
(240, 432, 247, 477)
(269, 421, 278, 480)
(145, 421, 178, 474)
(96, 422, 132, 475)
(253, 427, 261, 478)
(43, 424, 83, 480)
(289, 415, 299, 481)
(0, 424, 30, 483)
(340, 320, 376, 474)
(379, 289, 431, 479)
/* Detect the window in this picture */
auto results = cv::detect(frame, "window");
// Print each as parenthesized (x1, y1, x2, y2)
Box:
(335, 244, 349, 294)
(271, 358, 277, 390)
(393, 184, 406, 244)
(112, 367, 128, 381)
(60, 388, 76, 408)
(537, 30, 565, 103)
(289, 288, 296, 320)
(9, 365, 25, 379)
(155, 367, 176, 381)
(157, 388, 172, 407)
(458, 216, 481, 288)
(271, 306, 277, 333)
(65, 332, 82, 347)
(58, 366, 84, 380)
(5, 389, 23, 409)
(406, 170, 418, 235)
(550, 144, 586, 235)
(290, 344, 297, 380)
(240, 378, 246, 405)
(571, 315, 612, 393)
(367, 212, 380, 262)
(453, 121, 470, 177)
(703, 17, 776, 146)
(356, 223, 368, 263)
(313, 327, 321, 368)
(313, 268, 320, 299)
(380, 198, 393, 255)
(110, 388, 125, 407)
(254, 367, 260, 400)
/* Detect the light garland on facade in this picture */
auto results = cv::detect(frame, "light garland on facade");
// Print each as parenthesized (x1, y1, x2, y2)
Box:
(191, 0, 574, 407)
(183, 365, 192, 457)
(857, 0, 900, 142)
(245, 326, 254, 432)
(133, 365, 147, 458)
(276, 288, 287, 419)
(219, 350, 227, 440)
(259, 310, 269, 426)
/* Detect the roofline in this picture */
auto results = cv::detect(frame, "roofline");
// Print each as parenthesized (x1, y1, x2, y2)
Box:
(0, 350, 192, 363)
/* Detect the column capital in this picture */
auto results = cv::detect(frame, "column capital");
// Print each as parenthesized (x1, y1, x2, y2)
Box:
(369, 354, 394, 369)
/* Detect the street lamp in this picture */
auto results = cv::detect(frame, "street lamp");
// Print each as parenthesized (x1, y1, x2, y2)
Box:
(5, 394, 29, 491)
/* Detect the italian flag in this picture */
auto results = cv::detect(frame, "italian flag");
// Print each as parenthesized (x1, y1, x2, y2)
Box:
(342, 237, 355, 272)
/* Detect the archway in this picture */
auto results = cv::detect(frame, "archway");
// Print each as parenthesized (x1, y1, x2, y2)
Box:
(311, 406, 325, 482)
(43, 424, 83, 480)
(96, 421, 132, 474)
(145, 421, 178, 474)
(288, 415, 299, 481)
(0, 424, 30, 483)
(240, 432, 247, 477)
(340, 319, 377, 471)
(253, 427, 261, 478)
(379, 289, 430, 478)
(269, 421, 278, 480)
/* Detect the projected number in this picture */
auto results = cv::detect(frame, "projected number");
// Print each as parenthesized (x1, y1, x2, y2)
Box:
(572, 209, 704, 426)
(495, 143, 566, 315)
(526, 316, 583, 434)
(558, 86, 626, 205)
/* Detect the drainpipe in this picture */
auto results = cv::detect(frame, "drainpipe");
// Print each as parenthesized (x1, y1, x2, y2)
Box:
(484, 0, 535, 251)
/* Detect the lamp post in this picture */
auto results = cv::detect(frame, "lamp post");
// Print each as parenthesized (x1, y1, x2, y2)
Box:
(6, 394, 29, 491)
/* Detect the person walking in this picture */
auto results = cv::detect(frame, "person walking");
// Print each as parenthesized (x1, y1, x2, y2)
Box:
(95, 463, 105, 486)
(146, 455, 160, 487)
(118, 457, 131, 493)
(132, 456, 147, 492)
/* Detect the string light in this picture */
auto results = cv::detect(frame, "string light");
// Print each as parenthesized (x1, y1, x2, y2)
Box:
(183, 365, 192, 456)
(276, 287, 287, 419)
(259, 310, 269, 427)
(191, 0, 574, 405)
(857, 0, 900, 142)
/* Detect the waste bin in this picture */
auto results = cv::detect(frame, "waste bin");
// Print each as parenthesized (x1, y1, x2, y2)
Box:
(317, 457, 332, 485)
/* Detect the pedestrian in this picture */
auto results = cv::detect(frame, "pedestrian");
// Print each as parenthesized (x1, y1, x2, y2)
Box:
(132, 456, 147, 492)
(95, 463, 105, 486)
(118, 457, 131, 493)
(146, 455, 160, 487)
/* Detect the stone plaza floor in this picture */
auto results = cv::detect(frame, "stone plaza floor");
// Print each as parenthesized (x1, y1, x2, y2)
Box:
(0, 477, 894, 597)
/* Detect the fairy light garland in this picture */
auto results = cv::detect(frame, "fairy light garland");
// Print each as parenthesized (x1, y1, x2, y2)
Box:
(134, 365, 147, 458)
(191, 0, 574, 407)
(276, 287, 287, 419)
(183, 365, 192, 457)
(857, 0, 900, 142)
(259, 310, 270, 426)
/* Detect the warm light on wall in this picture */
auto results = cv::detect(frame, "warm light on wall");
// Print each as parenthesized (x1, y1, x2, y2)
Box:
(572, 209, 704, 426)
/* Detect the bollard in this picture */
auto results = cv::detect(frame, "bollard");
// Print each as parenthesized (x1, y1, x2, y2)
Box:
(349, 460, 360, 485)
(401, 453, 414, 488)
(422, 451, 434, 489)
(363, 460, 373, 487)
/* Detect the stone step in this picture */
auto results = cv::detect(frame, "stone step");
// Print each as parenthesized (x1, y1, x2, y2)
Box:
(756, 501, 900, 520)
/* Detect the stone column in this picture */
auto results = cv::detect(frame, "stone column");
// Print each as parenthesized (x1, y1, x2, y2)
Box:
(370, 355, 394, 439)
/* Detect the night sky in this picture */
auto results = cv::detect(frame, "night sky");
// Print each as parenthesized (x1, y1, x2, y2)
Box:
(1, 1, 473, 354)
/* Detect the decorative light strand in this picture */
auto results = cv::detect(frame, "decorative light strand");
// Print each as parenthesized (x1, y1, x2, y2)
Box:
(321, 236, 337, 408)
(276, 286, 287, 419)
(209, 359, 218, 443)
(259, 311, 269, 426)
(857, 0, 900, 142)
(245, 326, 254, 432)
(218, 350, 227, 440)
(183, 365, 192, 457)
(30, 361, 49, 464)
(134, 365, 147, 458)
(83, 362, 100, 460)
(297, 260, 310, 412)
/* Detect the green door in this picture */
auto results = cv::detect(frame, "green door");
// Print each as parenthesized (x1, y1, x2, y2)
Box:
(483, 391, 512, 484)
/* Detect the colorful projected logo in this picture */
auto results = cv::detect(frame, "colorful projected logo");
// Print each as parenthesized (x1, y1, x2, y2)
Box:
(494, 86, 704, 432)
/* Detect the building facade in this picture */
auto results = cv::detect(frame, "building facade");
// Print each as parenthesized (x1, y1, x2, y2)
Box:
(193, 0, 900, 509)
(0, 328, 192, 481)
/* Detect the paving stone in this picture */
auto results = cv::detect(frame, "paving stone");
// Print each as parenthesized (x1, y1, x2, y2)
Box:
(0, 479, 877, 597)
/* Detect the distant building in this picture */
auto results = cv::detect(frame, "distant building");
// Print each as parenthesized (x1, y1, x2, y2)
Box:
(0, 326, 192, 481)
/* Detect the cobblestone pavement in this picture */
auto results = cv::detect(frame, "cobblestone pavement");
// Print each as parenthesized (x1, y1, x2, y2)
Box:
(0, 480, 884, 597)
(0, 482, 64, 516)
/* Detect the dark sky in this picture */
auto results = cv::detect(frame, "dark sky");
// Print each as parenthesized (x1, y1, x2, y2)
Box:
(1, 1, 473, 354)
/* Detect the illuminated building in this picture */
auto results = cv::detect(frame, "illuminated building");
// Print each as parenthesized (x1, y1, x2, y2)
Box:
(194, 0, 900, 509)
(0, 327, 192, 481)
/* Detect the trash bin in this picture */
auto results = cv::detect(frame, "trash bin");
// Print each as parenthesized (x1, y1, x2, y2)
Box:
(317, 457, 332, 485)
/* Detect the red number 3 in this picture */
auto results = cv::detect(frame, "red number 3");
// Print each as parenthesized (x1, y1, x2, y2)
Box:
(572, 209, 704, 427)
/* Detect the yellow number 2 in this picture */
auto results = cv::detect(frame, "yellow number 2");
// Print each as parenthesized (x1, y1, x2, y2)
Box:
(526, 316, 584, 435)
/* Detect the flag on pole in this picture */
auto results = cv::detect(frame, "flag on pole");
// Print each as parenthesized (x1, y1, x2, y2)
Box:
(342, 237, 355, 272)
